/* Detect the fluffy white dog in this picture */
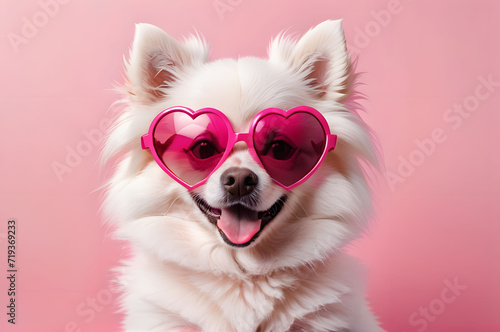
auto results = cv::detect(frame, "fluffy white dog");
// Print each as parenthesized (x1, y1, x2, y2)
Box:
(102, 19, 384, 332)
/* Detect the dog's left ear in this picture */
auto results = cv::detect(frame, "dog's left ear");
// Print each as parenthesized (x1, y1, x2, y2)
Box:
(269, 20, 352, 102)
(125, 24, 209, 104)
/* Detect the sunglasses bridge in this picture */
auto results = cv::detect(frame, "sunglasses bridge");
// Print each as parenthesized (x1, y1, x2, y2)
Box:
(231, 132, 252, 148)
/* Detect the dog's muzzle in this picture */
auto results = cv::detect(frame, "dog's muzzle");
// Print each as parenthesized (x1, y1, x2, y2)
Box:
(193, 168, 287, 247)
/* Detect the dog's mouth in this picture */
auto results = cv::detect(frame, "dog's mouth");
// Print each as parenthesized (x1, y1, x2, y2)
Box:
(194, 195, 287, 247)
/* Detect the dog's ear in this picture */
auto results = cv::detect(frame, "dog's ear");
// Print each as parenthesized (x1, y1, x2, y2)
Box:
(269, 20, 352, 102)
(125, 24, 208, 104)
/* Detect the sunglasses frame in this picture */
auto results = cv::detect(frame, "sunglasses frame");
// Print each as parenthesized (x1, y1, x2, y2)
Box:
(141, 105, 337, 190)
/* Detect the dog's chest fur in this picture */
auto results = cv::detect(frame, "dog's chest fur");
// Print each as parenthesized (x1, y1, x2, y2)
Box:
(120, 250, 356, 332)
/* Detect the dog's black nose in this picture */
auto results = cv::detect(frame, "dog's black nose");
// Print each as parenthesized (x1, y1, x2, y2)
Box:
(221, 167, 258, 197)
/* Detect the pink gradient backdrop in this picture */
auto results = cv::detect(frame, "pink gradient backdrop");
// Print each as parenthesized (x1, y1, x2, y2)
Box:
(1, 0, 498, 331)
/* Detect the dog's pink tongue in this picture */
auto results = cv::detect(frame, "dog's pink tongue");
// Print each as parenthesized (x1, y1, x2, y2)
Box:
(217, 206, 261, 245)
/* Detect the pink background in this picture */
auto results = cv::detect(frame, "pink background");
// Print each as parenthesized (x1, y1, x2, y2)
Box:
(1, 0, 499, 331)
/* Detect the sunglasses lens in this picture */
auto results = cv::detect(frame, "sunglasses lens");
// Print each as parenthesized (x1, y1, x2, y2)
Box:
(152, 111, 229, 186)
(253, 112, 326, 187)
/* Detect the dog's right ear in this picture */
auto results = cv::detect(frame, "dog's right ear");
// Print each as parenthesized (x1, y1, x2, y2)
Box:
(125, 24, 209, 104)
(268, 20, 353, 103)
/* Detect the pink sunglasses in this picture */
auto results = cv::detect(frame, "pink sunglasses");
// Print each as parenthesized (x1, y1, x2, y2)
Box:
(141, 106, 337, 190)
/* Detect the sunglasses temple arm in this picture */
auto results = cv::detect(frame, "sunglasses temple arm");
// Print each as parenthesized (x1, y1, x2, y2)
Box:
(141, 134, 150, 150)
(327, 134, 338, 151)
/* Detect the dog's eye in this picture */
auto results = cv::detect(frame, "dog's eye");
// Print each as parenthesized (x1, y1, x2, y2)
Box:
(270, 140, 296, 160)
(190, 140, 217, 159)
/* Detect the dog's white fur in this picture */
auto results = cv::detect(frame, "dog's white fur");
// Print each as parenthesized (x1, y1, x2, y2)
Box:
(102, 20, 384, 332)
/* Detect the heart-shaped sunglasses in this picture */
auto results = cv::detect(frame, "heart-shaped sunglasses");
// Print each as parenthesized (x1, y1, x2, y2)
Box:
(141, 106, 337, 190)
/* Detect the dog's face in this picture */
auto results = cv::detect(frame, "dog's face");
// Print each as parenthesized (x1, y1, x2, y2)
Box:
(103, 20, 376, 276)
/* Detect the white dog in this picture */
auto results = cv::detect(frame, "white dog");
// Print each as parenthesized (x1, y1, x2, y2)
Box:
(102, 19, 384, 332)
